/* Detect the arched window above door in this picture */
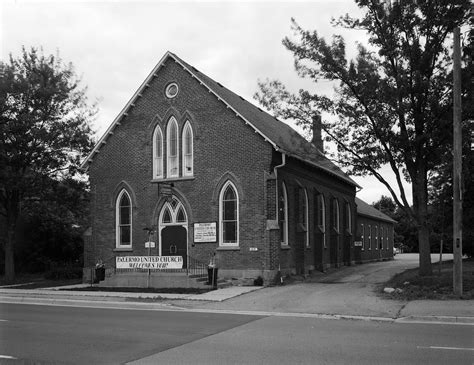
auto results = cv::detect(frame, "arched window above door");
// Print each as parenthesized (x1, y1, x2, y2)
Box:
(159, 196, 187, 225)
(167, 117, 179, 178)
(152, 125, 163, 179)
(182, 121, 193, 177)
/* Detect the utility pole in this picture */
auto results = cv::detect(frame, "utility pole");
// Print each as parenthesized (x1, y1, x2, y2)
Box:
(452, 26, 463, 297)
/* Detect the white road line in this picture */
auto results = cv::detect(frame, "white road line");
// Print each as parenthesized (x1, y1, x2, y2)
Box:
(417, 346, 474, 351)
(0, 319, 8, 322)
(0, 355, 17, 359)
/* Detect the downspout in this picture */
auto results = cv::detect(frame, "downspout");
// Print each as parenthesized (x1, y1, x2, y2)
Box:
(273, 151, 286, 284)
(273, 151, 286, 214)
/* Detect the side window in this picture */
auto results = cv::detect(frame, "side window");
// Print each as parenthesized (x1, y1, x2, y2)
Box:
(167, 117, 179, 178)
(219, 181, 239, 247)
(152, 125, 163, 179)
(360, 223, 365, 251)
(346, 202, 352, 234)
(332, 198, 340, 233)
(298, 188, 309, 247)
(116, 190, 132, 248)
(317, 194, 326, 248)
(182, 121, 193, 176)
(279, 182, 289, 246)
(368, 224, 372, 250)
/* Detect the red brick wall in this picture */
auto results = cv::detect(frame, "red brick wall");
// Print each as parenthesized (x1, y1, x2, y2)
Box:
(87, 60, 274, 273)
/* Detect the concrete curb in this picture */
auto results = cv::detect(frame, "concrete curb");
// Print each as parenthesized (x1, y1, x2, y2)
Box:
(1, 294, 473, 326)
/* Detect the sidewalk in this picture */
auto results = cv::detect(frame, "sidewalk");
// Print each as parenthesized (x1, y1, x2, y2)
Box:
(1, 255, 472, 325)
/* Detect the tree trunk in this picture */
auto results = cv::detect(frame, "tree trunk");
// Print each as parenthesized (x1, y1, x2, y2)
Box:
(417, 223, 432, 276)
(412, 174, 432, 276)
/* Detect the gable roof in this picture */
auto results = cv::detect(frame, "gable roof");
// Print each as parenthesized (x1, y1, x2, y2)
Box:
(81, 51, 358, 188)
(355, 197, 397, 224)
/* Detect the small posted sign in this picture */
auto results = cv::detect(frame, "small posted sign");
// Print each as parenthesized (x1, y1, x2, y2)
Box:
(354, 241, 363, 247)
(194, 222, 217, 243)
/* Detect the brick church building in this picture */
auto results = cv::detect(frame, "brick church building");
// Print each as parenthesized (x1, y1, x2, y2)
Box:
(81, 51, 394, 286)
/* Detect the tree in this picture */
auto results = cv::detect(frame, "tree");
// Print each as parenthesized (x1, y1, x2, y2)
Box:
(255, 0, 471, 275)
(0, 47, 95, 283)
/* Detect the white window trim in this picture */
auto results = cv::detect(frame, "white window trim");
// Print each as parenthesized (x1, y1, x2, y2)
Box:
(182, 121, 193, 177)
(368, 224, 372, 250)
(361, 223, 365, 251)
(318, 194, 326, 249)
(333, 198, 340, 233)
(303, 188, 309, 248)
(166, 117, 179, 178)
(375, 225, 378, 250)
(152, 125, 163, 179)
(219, 181, 239, 247)
(116, 189, 132, 248)
(346, 202, 352, 234)
(280, 182, 289, 246)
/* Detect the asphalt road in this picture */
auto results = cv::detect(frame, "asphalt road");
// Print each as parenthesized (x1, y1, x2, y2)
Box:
(0, 303, 262, 364)
(1, 302, 472, 365)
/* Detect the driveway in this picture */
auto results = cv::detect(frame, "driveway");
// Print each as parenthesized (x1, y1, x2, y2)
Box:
(183, 254, 451, 318)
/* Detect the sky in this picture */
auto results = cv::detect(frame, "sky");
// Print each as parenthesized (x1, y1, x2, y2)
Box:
(0, 0, 412, 205)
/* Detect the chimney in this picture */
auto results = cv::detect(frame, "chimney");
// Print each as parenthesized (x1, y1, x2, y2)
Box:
(311, 114, 324, 152)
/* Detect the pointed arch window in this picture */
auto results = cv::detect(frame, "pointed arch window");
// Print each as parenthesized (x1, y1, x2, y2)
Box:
(279, 182, 289, 246)
(346, 202, 352, 234)
(182, 121, 193, 176)
(317, 194, 326, 248)
(116, 190, 132, 248)
(219, 181, 239, 246)
(332, 198, 340, 233)
(167, 117, 179, 177)
(300, 188, 309, 248)
(153, 125, 163, 178)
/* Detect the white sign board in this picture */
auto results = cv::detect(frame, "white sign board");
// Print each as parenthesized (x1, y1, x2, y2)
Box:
(145, 241, 155, 248)
(354, 241, 363, 247)
(194, 222, 217, 243)
(116, 256, 183, 269)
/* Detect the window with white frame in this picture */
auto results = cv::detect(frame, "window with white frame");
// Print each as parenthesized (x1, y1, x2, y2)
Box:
(346, 202, 352, 234)
(386, 227, 389, 249)
(375, 225, 379, 249)
(279, 182, 288, 246)
(361, 223, 365, 251)
(219, 181, 239, 246)
(368, 224, 372, 250)
(302, 188, 309, 248)
(152, 125, 163, 178)
(167, 117, 179, 177)
(116, 190, 132, 248)
(182, 121, 193, 176)
(332, 198, 340, 233)
(317, 194, 326, 248)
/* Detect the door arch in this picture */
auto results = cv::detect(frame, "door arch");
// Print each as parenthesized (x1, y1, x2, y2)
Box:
(159, 196, 188, 268)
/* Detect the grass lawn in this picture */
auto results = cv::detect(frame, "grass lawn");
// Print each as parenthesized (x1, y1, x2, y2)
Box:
(381, 258, 474, 300)
(0, 274, 82, 289)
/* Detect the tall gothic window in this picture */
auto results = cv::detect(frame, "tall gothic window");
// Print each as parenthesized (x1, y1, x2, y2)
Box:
(219, 181, 239, 246)
(332, 198, 340, 233)
(153, 125, 163, 178)
(167, 117, 179, 177)
(279, 182, 288, 245)
(116, 190, 132, 247)
(182, 121, 193, 176)
(317, 194, 326, 248)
